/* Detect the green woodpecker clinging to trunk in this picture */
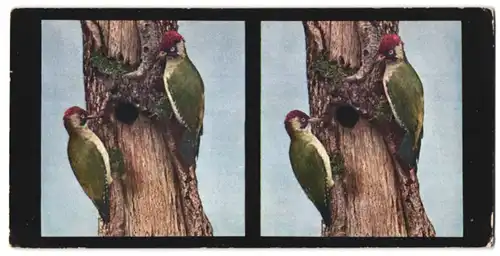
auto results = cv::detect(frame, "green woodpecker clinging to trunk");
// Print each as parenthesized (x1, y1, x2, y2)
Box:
(158, 30, 205, 168)
(285, 110, 334, 225)
(377, 34, 425, 176)
(63, 106, 112, 223)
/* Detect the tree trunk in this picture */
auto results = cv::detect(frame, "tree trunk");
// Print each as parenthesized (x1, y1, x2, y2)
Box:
(80, 20, 212, 236)
(303, 21, 435, 237)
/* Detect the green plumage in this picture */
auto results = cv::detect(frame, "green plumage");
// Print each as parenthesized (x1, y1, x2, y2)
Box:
(289, 133, 333, 224)
(67, 128, 111, 223)
(384, 61, 424, 172)
(165, 57, 205, 132)
(164, 55, 205, 167)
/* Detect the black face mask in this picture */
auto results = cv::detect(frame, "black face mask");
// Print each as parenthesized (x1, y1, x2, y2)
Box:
(166, 45, 178, 57)
(80, 114, 88, 126)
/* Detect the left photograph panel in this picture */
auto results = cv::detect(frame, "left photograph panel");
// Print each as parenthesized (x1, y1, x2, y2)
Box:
(41, 20, 245, 237)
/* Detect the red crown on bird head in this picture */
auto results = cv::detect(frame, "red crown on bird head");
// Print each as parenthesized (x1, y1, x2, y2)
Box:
(64, 106, 85, 118)
(378, 34, 402, 53)
(160, 30, 184, 50)
(284, 110, 310, 123)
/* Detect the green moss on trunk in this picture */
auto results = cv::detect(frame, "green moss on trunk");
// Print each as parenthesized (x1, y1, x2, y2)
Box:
(373, 96, 394, 122)
(330, 152, 346, 177)
(108, 147, 125, 177)
(90, 51, 133, 75)
(312, 52, 356, 90)
(156, 97, 173, 119)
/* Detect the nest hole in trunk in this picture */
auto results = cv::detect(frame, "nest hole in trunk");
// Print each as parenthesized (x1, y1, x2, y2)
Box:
(115, 102, 139, 125)
(335, 105, 359, 129)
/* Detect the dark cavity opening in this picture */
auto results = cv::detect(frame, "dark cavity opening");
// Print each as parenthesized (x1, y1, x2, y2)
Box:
(338, 56, 345, 66)
(115, 102, 139, 125)
(335, 105, 359, 128)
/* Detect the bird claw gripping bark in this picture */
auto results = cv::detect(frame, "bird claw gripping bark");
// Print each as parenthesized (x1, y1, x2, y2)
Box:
(344, 21, 381, 83)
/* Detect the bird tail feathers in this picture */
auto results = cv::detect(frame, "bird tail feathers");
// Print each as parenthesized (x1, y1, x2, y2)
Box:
(318, 204, 332, 226)
(398, 133, 420, 173)
(94, 198, 110, 224)
(179, 128, 202, 168)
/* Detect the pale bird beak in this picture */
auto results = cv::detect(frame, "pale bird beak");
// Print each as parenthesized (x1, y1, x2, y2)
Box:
(157, 51, 167, 61)
(376, 54, 385, 62)
(308, 117, 322, 123)
(86, 113, 103, 120)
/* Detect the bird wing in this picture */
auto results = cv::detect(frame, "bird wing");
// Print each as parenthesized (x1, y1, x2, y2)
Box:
(67, 133, 110, 202)
(166, 57, 205, 132)
(385, 62, 424, 141)
(289, 137, 331, 215)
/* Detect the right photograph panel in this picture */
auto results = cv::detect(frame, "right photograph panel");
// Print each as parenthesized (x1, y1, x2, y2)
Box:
(261, 21, 463, 237)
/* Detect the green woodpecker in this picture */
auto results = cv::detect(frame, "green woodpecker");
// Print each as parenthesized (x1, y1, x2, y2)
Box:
(158, 30, 205, 167)
(63, 106, 112, 223)
(285, 110, 334, 224)
(377, 34, 424, 174)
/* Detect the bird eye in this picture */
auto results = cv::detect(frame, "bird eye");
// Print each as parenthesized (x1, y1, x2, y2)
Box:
(170, 46, 176, 52)
(388, 49, 394, 55)
(301, 118, 306, 122)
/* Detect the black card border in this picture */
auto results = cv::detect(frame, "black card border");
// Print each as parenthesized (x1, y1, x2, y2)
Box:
(9, 7, 495, 248)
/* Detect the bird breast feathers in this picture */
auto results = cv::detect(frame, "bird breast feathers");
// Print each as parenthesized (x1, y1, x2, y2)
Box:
(382, 62, 405, 128)
(163, 62, 189, 128)
(382, 61, 403, 86)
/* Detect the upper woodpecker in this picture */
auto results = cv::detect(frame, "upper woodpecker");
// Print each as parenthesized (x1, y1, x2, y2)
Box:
(158, 30, 205, 167)
(377, 34, 425, 175)
(63, 106, 112, 223)
(285, 110, 334, 225)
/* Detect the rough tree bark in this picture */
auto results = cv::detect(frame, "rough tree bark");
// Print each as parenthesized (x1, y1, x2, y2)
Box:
(303, 21, 436, 237)
(80, 20, 212, 236)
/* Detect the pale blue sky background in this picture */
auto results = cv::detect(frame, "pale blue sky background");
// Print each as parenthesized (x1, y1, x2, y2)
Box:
(261, 21, 463, 236)
(41, 20, 245, 236)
